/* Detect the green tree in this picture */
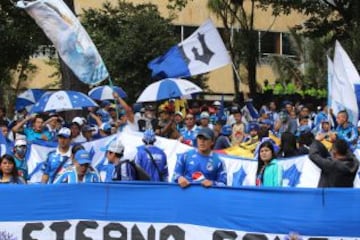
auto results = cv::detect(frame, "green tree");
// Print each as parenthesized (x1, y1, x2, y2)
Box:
(0, 1, 46, 107)
(81, 0, 207, 103)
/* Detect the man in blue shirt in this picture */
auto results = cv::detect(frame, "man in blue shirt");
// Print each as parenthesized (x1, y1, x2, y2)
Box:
(53, 149, 100, 184)
(135, 129, 168, 182)
(12, 115, 51, 142)
(332, 110, 358, 151)
(173, 127, 227, 188)
(41, 127, 72, 183)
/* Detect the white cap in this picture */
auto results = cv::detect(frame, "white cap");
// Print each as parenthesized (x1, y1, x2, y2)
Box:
(175, 111, 183, 118)
(57, 127, 71, 138)
(72, 117, 84, 126)
(107, 140, 124, 154)
(200, 111, 210, 119)
(213, 101, 221, 106)
(14, 139, 27, 147)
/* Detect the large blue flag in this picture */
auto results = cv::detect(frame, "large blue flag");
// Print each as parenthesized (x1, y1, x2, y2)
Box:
(16, 0, 109, 85)
(148, 19, 231, 79)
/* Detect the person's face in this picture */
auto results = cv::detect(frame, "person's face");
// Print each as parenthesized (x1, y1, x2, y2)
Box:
(0, 158, 14, 175)
(71, 124, 80, 136)
(174, 115, 183, 123)
(76, 163, 89, 176)
(285, 104, 293, 113)
(185, 115, 195, 127)
(1, 126, 8, 137)
(322, 122, 330, 131)
(260, 146, 273, 162)
(15, 145, 27, 157)
(82, 130, 92, 139)
(196, 136, 213, 154)
(58, 136, 71, 148)
(107, 151, 116, 163)
(109, 109, 117, 118)
(289, 111, 297, 119)
(33, 118, 44, 132)
(200, 118, 209, 126)
(336, 113, 347, 125)
(250, 129, 258, 137)
(300, 107, 309, 117)
(299, 118, 309, 126)
(234, 113, 242, 122)
(145, 110, 155, 119)
(269, 102, 276, 111)
(160, 112, 169, 121)
(49, 117, 58, 127)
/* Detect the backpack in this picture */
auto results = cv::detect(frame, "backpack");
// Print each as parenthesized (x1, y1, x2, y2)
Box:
(115, 160, 151, 181)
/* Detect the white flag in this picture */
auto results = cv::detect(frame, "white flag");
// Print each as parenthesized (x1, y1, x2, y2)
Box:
(331, 41, 360, 125)
(17, 0, 109, 85)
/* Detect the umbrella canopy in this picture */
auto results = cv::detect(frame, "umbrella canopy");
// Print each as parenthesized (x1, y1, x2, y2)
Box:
(30, 90, 98, 114)
(15, 89, 46, 111)
(88, 85, 127, 100)
(136, 78, 202, 103)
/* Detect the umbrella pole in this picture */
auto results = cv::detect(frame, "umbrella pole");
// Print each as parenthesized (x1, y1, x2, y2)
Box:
(108, 77, 119, 123)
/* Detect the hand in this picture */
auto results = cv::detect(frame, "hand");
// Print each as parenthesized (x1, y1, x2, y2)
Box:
(178, 176, 190, 188)
(315, 133, 325, 141)
(201, 179, 213, 188)
(113, 91, 119, 99)
(41, 134, 48, 141)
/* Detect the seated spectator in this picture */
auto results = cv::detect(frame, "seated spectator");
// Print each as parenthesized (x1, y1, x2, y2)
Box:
(309, 138, 359, 187)
(198, 111, 213, 129)
(0, 154, 26, 184)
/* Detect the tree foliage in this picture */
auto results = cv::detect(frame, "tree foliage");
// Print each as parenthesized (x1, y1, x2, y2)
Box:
(81, 0, 207, 103)
(0, 1, 47, 104)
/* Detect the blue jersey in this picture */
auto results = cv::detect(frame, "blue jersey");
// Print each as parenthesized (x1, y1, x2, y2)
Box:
(14, 156, 28, 180)
(42, 149, 72, 184)
(24, 127, 51, 142)
(53, 166, 100, 184)
(180, 126, 200, 146)
(336, 123, 358, 150)
(135, 145, 168, 182)
(102, 161, 137, 182)
(172, 149, 227, 186)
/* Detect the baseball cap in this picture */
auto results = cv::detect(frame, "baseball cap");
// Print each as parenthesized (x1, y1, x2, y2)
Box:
(100, 122, 112, 132)
(213, 101, 221, 106)
(175, 111, 183, 118)
(197, 127, 215, 140)
(74, 149, 92, 165)
(14, 139, 27, 147)
(200, 111, 210, 119)
(82, 124, 93, 132)
(143, 129, 156, 144)
(101, 100, 111, 108)
(72, 117, 84, 126)
(220, 125, 232, 136)
(58, 127, 71, 138)
(248, 122, 259, 131)
(105, 140, 125, 154)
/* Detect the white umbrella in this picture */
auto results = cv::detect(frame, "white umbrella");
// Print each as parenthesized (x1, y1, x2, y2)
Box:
(88, 85, 127, 100)
(136, 78, 202, 103)
(30, 90, 98, 114)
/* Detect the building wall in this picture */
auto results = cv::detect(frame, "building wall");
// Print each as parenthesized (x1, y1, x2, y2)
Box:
(26, 0, 306, 95)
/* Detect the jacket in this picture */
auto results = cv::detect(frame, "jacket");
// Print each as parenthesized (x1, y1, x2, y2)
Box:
(309, 140, 359, 187)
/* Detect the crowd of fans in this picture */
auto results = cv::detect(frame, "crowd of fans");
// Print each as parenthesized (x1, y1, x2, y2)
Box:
(0, 92, 358, 188)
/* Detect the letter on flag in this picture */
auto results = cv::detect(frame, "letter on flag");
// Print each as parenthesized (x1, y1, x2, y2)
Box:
(330, 41, 360, 125)
(16, 0, 109, 85)
(148, 19, 231, 79)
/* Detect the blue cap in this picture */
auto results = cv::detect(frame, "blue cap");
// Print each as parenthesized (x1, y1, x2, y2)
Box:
(248, 122, 259, 131)
(101, 100, 111, 108)
(100, 122, 112, 132)
(74, 150, 92, 165)
(260, 119, 273, 126)
(143, 129, 156, 144)
(197, 127, 215, 140)
(220, 125, 232, 136)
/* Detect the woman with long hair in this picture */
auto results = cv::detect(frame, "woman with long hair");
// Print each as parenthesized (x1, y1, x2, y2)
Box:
(278, 132, 300, 158)
(256, 141, 283, 187)
(0, 154, 26, 184)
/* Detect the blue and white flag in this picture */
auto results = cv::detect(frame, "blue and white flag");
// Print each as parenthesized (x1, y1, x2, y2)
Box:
(330, 41, 360, 125)
(16, 0, 109, 85)
(148, 19, 231, 79)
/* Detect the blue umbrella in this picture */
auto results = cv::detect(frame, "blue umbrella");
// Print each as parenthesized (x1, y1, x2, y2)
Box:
(136, 78, 202, 103)
(15, 89, 46, 111)
(88, 85, 127, 100)
(30, 90, 98, 114)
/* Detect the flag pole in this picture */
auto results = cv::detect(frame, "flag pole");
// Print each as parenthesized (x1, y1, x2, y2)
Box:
(231, 62, 241, 96)
(108, 77, 119, 122)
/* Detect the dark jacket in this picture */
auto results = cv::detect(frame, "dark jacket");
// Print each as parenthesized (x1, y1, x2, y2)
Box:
(309, 140, 359, 187)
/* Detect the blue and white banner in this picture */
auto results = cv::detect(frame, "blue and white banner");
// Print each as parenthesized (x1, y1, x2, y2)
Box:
(148, 19, 231, 79)
(26, 131, 360, 187)
(16, 0, 109, 85)
(0, 183, 359, 239)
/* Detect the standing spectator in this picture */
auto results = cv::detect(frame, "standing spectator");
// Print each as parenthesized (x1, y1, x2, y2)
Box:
(43, 113, 62, 141)
(255, 141, 283, 187)
(12, 115, 51, 142)
(0, 154, 26, 184)
(332, 110, 358, 150)
(156, 107, 179, 139)
(274, 111, 298, 137)
(231, 109, 245, 146)
(135, 129, 168, 182)
(173, 127, 227, 188)
(41, 127, 72, 184)
(12, 139, 28, 181)
(179, 113, 200, 146)
(53, 149, 100, 184)
(309, 138, 359, 187)
(103, 139, 136, 182)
